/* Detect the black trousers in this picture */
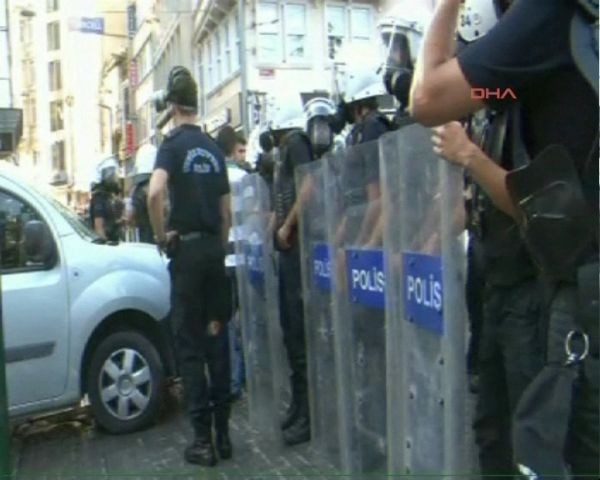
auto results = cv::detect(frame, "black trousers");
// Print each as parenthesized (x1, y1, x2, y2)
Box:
(169, 236, 232, 437)
(466, 236, 485, 374)
(546, 284, 599, 477)
(474, 279, 545, 479)
(278, 246, 309, 415)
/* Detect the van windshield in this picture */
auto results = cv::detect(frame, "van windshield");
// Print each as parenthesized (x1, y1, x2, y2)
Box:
(45, 195, 102, 242)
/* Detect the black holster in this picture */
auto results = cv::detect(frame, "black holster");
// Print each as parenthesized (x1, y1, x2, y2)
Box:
(506, 144, 596, 280)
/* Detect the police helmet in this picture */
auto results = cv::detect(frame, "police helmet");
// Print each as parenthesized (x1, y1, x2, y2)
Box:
(457, 0, 511, 43)
(93, 155, 120, 190)
(132, 144, 157, 185)
(343, 61, 388, 105)
(304, 97, 336, 157)
(378, 1, 433, 68)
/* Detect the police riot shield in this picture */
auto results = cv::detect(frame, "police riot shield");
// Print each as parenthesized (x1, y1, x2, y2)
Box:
(381, 124, 471, 475)
(296, 157, 341, 467)
(233, 173, 285, 447)
(326, 140, 388, 474)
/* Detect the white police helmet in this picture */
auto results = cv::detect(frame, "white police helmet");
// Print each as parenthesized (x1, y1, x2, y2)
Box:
(457, 0, 503, 43)
(267, 92, 305, 132)
(135, 144, 157, 176)
(304, 97, 336, 125)
(92, 154, 119, 188)
(343, 61, 387, 104)
(378, 0, 433, 68)
(304, 97, 336, 157)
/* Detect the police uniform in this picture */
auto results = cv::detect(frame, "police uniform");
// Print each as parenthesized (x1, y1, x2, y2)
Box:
(130, 180, 154, 243)
(458, 0, 599, 473)
(465, 109, 544, 479)
(273, 129, 313, 443)
(154, 123, 232, 449)
(90, 189, 119, 242)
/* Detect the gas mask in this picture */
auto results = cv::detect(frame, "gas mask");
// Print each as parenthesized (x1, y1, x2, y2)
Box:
(381, 31, 415, 107)
(308, 117, 334, 158)
(101, 166, 120, 193)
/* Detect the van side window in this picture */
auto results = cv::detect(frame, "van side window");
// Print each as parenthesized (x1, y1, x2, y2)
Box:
(0, 191, 49, 271)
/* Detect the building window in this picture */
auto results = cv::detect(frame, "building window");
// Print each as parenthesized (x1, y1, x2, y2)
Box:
(22, 59, 35, 87)
(284, 4, 306, 60)
(47, 21, 60, 51)
(49, 100, 63, 131)
(201, 10, 241, 93)
(257, 1, 307, 64)
(231, 12, 240, 72)
(136, 41, 154, 80)
(20, 18, 33, 44)
(222, 22, 231, 77)
(47, 0, 59, 12)
(48, 61, 62, 91)
(325, 4, 373, 53)
(257, 2, 281, 63)
(51, 140, 65, 170)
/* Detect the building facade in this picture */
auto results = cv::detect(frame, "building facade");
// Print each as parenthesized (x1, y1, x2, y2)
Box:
(8, 0, 105, 206)
(0, 0, 23, 162)
(192, 0, 394, 138)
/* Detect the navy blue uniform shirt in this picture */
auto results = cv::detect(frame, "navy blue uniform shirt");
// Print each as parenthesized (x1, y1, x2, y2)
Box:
(155, 124, 230, 235)
(457, 0, 599, 213)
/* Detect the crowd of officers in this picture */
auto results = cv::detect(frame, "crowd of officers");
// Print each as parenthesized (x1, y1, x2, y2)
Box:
(85, 0, 598, 477)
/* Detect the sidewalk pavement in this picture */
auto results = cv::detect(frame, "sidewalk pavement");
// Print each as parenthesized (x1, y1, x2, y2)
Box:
(10, 386, 342, 480)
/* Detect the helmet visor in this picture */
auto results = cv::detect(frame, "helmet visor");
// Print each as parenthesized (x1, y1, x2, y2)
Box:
(381, 30, 413, 71)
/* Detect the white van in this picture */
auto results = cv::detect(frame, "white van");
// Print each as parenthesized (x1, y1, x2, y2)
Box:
(0, 165, 173, 433)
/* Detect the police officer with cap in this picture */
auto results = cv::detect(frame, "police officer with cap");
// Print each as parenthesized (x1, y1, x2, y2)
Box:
(90, 155, 121, 243)
(269, 91, 314, 446)
(147, 66, 233, 467)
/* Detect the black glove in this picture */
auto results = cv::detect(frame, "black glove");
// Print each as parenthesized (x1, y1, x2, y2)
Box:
(385, 68, 414, 109)
(328, 100, 351, 134)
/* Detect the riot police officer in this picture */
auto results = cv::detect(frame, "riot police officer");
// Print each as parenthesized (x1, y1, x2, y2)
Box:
(378, 0, 433, 128)
(128, 143, 157, 243)
(147, 66, 233, 467)
(90, 155, 121, 243)
(411, 0, 598, 475)
(269, 92, 314, 446)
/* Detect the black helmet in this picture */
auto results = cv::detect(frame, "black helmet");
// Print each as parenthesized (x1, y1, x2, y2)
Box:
(166, 66, 197, 109)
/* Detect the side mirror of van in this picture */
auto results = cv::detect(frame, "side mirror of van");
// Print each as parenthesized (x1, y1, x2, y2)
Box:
(24, 220, 56, 267)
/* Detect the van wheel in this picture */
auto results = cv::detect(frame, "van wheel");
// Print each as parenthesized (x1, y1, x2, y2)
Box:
(87, 330, 165, 434)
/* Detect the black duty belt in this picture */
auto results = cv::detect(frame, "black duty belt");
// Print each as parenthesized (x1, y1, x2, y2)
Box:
(179, 231, 217, 241)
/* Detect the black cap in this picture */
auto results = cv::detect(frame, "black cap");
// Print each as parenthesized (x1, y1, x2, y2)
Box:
(166, 66, 198, 108)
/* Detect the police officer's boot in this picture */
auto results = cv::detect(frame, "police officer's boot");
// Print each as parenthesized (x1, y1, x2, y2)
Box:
(214, 406, 232, 460)
(281, 380, 301, 430)
(282, 398, 310, 446)
(280, 400, 300, 430)
(185, 415, 217, 467)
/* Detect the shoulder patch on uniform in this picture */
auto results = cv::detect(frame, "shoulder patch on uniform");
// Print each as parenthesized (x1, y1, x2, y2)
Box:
(182, 147, 221, 174)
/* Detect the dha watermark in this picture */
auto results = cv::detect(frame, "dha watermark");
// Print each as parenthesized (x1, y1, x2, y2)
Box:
(471, 87, 517, 100)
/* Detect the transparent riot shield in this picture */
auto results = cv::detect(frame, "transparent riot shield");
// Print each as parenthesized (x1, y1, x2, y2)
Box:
(296, 158, 341, 467)
(233, 173, 284, 447)
(381, 124, 471, 476)
(326, 140, 388, 474)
